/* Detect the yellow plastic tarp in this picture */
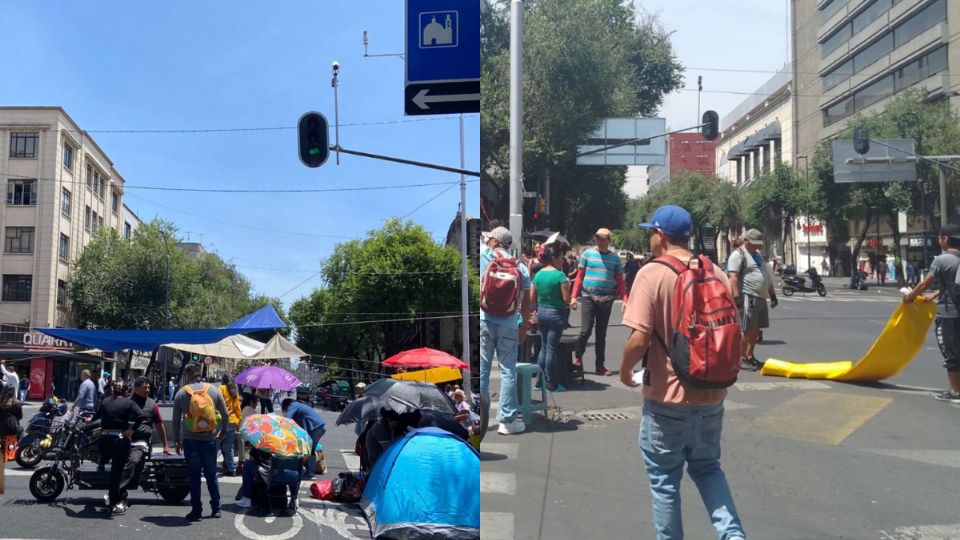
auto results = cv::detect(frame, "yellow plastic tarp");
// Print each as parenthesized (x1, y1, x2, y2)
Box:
(760, 299, 937, 382)
(391, 366, 463, 384)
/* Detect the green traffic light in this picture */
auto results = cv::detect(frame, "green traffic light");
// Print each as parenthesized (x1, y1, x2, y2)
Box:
(308, 147, 321, 156)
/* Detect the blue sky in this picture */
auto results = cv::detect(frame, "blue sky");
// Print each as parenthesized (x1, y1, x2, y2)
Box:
(1, 1, 479, 307)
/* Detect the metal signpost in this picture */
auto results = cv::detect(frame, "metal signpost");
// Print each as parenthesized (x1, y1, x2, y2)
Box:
(405, 0, 480, 116)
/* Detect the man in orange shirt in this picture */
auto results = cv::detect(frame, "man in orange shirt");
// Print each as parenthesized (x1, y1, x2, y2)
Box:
(620, 205, 746, 540)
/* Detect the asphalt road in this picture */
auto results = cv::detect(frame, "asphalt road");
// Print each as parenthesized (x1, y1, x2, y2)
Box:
(481, 286, 960, 540)
(0, 406, 371, 540)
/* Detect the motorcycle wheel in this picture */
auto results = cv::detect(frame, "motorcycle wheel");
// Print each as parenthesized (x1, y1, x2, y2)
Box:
(29, 466, 65, 502)
(15, 444, 42, 469)
(158, 486, 190, 503)
(782, 286, 795, 297)
(817, 283, 827, 297)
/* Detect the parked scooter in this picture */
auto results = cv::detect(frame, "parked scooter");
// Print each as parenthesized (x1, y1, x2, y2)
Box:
(29, 416, 188, 503)
(16, 397, 67, 468)
(782, 267, 827, 297)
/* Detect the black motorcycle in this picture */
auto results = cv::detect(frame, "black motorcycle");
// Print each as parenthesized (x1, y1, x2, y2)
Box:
(16, 397, 68, 468)
(29, 417, 189, 504)
(782, 267, 827, 297)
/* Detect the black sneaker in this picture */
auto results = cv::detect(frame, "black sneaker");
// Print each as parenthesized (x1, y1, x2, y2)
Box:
(934, 390, 960, 403)
(210, 507, 222, 519)
(185, 509, 203, 522)
(111, 502, 127, 516)
(749, 356, 765, 369)
(739, 358, 760, 372)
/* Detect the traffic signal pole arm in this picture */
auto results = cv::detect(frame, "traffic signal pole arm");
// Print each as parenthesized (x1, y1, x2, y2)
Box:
(333, 145, 480, 177)
(863, 138, 960, 174)
(574, 123, 707, 158)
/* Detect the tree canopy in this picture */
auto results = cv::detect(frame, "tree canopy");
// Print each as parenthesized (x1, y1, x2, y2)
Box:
(68, 220, 288, 334)
(481, 0, 683, 242)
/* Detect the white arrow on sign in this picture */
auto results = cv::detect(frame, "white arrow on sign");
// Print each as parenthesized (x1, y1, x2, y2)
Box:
(413, 89, 480, 110)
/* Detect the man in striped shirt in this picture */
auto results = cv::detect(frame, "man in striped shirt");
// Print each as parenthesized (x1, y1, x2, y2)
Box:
(570, 228, 628, 375)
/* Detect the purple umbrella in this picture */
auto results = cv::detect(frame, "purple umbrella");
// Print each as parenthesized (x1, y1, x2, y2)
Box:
(235, 365, 301, 391)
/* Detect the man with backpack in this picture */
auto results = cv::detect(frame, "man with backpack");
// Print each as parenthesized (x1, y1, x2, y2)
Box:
(904, 224, 960, 403)
(172, 364, 230, 522)
(479, 226, 531, 435)
(620, 205, 746, 540)
(727, 230, 777, 372)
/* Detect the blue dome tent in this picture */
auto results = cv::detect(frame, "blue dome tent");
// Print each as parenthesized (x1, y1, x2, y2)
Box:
(361, 427, 479, 539)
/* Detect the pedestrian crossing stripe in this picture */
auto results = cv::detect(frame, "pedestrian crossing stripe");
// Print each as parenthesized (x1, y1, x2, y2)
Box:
(781, 295, 899, 303)
(863, 449, 960, 470)
(480, 472, 516, 494)
(751, 391, 892, 445)
(880, 523, 960, 539)
(480, 512, 515, 540)
(481, 442, 519, 460)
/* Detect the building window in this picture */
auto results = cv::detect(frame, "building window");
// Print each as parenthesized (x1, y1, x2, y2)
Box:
(821, 22, 851, 58)
(895, 45, 948, 91)
(99, 179, 106, 200)
(85, 206, 92, 231)
(61, 188, 71, 217)
(98, 215, 104, 231)
(57, 280, 67, 307)
(819, 0, 849, 24)
(852, 0, 891, 35)
(9, 133, 39, 159)
(894, 0, 945, 48)
(823, 59, 854, 91)
(6, 179, 37, 205)
(2, 275, 32, 302)
(124, 222, 132, 239)
(823, 96, 855, 126)
(59, 233, 69, 262)
(4, 227, 34, 254)
(853, 33, 893, 72)
(854, 74, 894, 112)
(63, 143, 74, 170)
(111, 190, 119, 214)
(86, 164, 93, 189)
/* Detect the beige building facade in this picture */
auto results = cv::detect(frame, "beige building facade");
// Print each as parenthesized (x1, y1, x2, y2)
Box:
(0, 106, 128, 331)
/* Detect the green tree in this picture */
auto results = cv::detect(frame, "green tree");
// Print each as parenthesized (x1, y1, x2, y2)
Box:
(289, 219, 479, 378)
(740, 163, 813, 263)
(69, 220, 287, 331)
(481, 0, 683, 241)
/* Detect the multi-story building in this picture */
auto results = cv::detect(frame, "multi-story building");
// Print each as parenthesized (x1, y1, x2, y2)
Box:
(792, 0, 959, 272)
(647, 132, 716, 189)
(0, 107, 132, 398)
(122, 203, 143, 240)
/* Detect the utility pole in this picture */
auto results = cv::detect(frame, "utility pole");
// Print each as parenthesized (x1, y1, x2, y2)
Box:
(697, 75, 703, 123)
(508, 0, 524, 253)
(458, 114, 472, 402)
(939, 164, 948, 227)
(331, 61, 341, 165)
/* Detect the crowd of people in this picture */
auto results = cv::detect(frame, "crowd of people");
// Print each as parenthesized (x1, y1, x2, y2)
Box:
(480, 203, 960, 539)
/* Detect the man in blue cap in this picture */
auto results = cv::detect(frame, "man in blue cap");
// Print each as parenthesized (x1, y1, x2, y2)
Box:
(619, 205, 746, 540)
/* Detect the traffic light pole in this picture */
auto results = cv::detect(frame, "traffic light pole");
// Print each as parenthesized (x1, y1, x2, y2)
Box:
(508, 0, 524, 253)
(331, 145, 479, 176)
(458, 114, 473, 403)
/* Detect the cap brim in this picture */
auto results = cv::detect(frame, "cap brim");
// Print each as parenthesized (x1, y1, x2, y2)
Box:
(637, 222, 655, 230)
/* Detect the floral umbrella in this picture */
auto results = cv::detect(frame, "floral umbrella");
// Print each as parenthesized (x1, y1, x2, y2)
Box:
(240, 413, 314, 458)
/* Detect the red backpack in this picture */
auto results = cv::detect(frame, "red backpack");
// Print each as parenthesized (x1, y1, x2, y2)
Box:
(480, 249, 524, 317)
(647, 255, 742, 388)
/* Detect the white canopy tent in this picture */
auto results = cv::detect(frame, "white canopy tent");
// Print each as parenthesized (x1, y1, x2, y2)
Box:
(166, 333, 307, 360)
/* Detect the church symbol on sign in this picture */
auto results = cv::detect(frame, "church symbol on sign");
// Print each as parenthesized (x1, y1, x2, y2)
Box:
(422, 12, 455, 47)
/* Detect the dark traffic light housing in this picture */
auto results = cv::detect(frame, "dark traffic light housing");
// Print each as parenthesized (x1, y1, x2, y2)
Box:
(854, 126, 870, 155)
(298, 112, 330, 167)
(701, 110, 719, 141)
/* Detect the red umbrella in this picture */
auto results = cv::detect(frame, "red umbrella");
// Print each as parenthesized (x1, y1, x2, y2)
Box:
(382, 347, 469, 370)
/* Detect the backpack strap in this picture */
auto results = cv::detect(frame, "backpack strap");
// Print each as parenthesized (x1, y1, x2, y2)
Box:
(641, 256, 688, 379)
(184, 385, 194, 396)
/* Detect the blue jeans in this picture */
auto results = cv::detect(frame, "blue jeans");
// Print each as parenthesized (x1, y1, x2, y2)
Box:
(220, 428, 237, 473)
(239, 458, 259, 499)
(640, 400, 745, 540)
(536, 306, 566, 388)
(304, 426, 326, 479)
(480, 320, 520, 424)
(183, 438, 221, 512)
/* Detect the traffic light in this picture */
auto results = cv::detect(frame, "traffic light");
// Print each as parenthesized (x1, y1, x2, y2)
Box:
(701, 110, 719, 141)
(854, 126, 870, 155)
(297, 112, 330, 167)
(191, 353, 199, 363)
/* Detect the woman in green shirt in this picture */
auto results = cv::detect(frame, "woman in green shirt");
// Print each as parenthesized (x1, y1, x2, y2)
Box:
(531, 243, 571, 392)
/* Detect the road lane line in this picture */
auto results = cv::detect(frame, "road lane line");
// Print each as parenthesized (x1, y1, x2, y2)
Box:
(480, 472, 516, 495)
(340, 450, 361, 472)
(880, 523, 960, 539)
(480, 512, 515, 540)
(751, 391, 892, 445)
(735, 381, 832, 391)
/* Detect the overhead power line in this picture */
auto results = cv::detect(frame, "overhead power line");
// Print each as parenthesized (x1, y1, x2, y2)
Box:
(71, 114, 478, 134)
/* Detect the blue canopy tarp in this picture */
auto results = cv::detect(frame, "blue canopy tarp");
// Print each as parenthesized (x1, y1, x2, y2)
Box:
(361, 427, 479, 539)
(37, 305, 287, 353)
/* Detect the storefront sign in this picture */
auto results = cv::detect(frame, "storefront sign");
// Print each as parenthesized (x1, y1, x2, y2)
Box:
(801, 224, 824, 234)
(22, 332, 72, 350)
(908, 237, 935, 248)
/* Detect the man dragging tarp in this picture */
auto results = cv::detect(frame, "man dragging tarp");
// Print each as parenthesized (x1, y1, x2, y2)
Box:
(904, 224, 960, 403)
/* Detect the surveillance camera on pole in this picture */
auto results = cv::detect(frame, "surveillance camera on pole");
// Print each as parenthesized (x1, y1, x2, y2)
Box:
(701, 110, 719, 141)
(854, 126, 870, 155)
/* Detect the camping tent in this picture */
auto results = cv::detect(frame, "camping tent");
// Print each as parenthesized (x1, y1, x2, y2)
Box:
(361, 427, 479, 539)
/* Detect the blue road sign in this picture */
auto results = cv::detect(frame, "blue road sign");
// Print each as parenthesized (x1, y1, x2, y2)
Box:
(405, 0, 480, 115)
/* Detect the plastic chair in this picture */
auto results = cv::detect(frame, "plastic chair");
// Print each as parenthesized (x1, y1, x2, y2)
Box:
(265, 456, 304, 514)
(514, 363, 548, 425)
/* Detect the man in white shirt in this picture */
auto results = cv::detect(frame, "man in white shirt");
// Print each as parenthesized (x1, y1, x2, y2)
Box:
(1, 360, 20, 397)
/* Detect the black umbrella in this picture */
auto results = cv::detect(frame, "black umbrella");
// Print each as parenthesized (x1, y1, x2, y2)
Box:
(529, 229, 555, 241)
(415, 409, 469, 441)
(362, 379, 458, 415)
(336, 394, 420, 426)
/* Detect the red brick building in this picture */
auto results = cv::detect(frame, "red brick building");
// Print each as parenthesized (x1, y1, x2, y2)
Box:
(648, 133, 716, 187)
